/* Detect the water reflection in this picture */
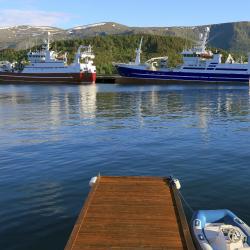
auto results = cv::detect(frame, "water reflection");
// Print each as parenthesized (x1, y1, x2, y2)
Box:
(95, 85, 250, 125)
(0, 85, 98, 144)
(79, 85, 97, 119)
(47, 85, 97, 126)
(0, 84, 250, 134)
(0, 85, 250, 124)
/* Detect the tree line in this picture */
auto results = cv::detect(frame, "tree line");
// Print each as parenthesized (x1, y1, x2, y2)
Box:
(0, 34, 244, 75)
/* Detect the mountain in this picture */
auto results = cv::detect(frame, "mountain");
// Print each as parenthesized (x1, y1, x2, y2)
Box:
(0, 21, 249, 53)
(208, 22, 250, 52)
(0, 25, 63, 50)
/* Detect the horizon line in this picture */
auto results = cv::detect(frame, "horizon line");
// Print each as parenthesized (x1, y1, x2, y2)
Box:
(0, 20, 249, 29)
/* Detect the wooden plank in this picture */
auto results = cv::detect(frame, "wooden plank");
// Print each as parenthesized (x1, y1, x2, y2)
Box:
(65, 176, 195, 250)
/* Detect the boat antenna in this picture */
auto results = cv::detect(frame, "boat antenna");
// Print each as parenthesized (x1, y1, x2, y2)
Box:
(135, 37, 143, 65)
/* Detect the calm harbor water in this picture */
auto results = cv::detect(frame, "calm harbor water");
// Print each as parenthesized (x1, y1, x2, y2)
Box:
(1, 83, 250, 249)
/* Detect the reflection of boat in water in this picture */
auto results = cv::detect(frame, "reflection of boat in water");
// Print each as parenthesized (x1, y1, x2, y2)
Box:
(115, 28, 250, 84)
(191, 209, 250, 249)
(0, 33, 96, 84)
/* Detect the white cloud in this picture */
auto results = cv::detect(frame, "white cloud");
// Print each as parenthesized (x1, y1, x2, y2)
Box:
(0, 9, 71, 27)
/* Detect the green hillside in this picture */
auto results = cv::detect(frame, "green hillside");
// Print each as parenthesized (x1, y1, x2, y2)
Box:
(0, 34, 238, 75)
(53, 35, 193, 74)
(209, 22, 250, 52)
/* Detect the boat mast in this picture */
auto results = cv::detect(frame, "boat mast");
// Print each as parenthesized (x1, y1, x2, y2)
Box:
(200, 27, 210, 53)
(47, 32, 50, 51)
(45, 32, 51, 62)
(135, 37, 143, 65)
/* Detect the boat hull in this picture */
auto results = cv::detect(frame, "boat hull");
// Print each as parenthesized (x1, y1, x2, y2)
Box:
(116, 66, 250, 84)
(0, 72, 96, 84)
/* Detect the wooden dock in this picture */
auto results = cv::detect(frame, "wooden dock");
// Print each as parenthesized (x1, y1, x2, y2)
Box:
(96, 75, 119, 83)
(65, 176, 195, 250)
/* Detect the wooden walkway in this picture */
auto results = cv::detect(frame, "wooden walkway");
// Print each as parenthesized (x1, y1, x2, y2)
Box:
(96, 75, 119, 83)
(65, 176, 195, 250)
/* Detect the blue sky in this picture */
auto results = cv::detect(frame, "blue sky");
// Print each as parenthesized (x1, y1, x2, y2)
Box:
(0, 0, 250, 28)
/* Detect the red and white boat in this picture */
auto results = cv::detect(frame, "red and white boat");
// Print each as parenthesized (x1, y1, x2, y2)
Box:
(0, 34, 96, 84)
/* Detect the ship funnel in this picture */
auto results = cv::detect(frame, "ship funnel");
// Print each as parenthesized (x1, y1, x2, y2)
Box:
(135, 37, 143, 65)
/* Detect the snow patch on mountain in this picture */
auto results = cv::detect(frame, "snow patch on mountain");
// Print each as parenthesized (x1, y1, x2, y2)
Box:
(71, 22, 106, 31)
(0, 26, 11, 30)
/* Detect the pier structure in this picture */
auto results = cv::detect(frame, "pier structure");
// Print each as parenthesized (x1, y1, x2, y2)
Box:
(96, 75, 118, 83)
(65, 176, 195, 250)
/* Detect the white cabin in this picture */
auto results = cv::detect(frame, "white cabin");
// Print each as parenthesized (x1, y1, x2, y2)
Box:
(21, 33, 96, 74)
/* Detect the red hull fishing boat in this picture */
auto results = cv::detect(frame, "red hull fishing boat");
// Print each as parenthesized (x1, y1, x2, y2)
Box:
(0, 33, 96, 84)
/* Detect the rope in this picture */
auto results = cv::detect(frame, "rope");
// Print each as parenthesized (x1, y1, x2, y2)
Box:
(177, 189, 194, 215)
(166, 165, 194, 215)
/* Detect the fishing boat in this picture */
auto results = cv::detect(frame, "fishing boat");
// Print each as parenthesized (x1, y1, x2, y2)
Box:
(114, 27, 250, 84)
(191, 209, 250, 249)
(0, 33, 96, 84)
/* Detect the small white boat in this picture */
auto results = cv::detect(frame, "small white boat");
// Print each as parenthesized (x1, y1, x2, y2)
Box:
(191, 209, 250, 250)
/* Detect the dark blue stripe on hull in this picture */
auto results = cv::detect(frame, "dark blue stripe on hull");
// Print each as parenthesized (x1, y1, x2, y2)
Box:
(116, 66, 250, 83)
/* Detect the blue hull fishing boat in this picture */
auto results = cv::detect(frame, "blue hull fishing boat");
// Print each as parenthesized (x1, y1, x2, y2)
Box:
(191, 209, 250, 250)
(114, 28, 250, 84)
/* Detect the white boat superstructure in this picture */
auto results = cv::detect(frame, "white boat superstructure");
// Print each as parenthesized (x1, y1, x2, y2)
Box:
(178, 27, 249, 73)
